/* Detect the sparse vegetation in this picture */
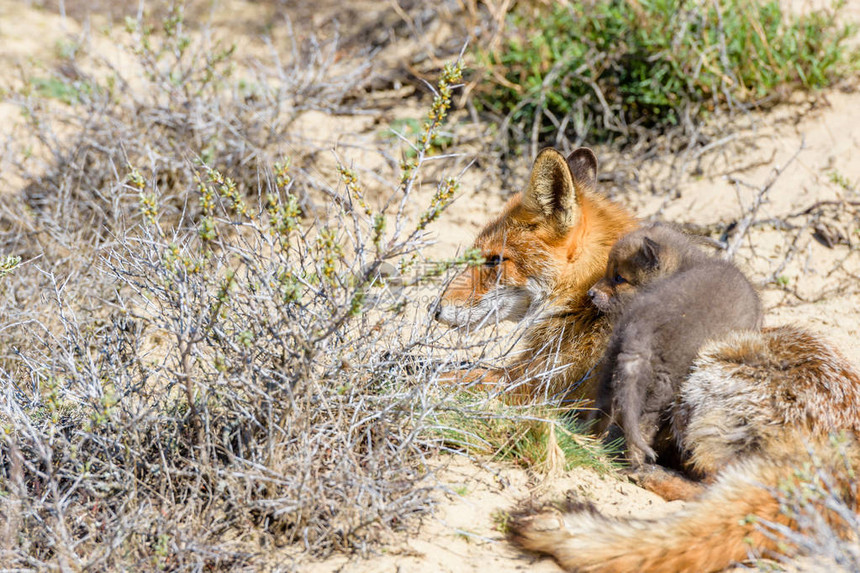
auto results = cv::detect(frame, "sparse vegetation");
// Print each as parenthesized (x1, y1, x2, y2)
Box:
(9, 2, 373, 237)
(478, 0, 859, 148)
(491, 508, 512, 534)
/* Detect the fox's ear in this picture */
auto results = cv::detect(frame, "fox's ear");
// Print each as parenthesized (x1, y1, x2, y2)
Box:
(566, 148, 598, 194)
(522, 148, 580, 230)
(639, 237, 661, 269)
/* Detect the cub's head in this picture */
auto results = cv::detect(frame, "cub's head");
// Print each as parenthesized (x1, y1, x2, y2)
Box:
(434, 147, 635, 328)
(588, 224, 694, 314)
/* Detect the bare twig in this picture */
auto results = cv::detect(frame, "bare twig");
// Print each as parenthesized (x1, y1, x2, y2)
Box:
(724, 140, 805, 260)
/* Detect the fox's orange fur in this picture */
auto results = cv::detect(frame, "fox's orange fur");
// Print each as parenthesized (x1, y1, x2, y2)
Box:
(511, 325, 860, 572)
(434, 147, 637, 401)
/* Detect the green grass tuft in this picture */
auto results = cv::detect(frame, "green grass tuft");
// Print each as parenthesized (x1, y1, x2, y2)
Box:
(478, 0, 858, 145)
(435, 395, 618, 474)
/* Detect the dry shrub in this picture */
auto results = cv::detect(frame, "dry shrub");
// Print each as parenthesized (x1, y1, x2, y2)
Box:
(7, 2, 373, 239)
(0, 6, 491, 564)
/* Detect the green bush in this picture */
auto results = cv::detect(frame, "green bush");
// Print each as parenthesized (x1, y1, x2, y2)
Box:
(478, 0, 858, 145)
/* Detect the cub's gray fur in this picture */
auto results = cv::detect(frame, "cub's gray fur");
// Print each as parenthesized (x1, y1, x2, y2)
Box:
(587, 224, 762, 466)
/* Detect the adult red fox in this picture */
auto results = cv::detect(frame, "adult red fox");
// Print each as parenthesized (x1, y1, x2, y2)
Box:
(433, 147, 637, 401)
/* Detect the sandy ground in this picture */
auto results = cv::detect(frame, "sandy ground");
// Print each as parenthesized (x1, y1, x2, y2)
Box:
(302, 456, 683, 573)
(2, 1, 859, 571)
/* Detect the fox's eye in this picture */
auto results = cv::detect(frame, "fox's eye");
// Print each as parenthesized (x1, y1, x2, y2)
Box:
(484, 254, 503, 267)
(613, 274, 627, 285)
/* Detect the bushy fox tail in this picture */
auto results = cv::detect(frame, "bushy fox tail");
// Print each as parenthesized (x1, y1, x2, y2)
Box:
(510, 445, 855, 573)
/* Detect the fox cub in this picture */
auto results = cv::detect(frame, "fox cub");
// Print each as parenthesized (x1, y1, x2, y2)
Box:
(588, 224, 762, 466)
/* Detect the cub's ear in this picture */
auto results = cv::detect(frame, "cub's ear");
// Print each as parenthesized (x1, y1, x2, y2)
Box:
(566, 147, 598, 195)
(522, 148, 580, 231)
(638, 237, 661, 269)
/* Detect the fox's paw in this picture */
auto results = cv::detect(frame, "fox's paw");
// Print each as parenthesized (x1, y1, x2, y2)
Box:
(623, 463, 704, 501)
(508, 508, 568, 554)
